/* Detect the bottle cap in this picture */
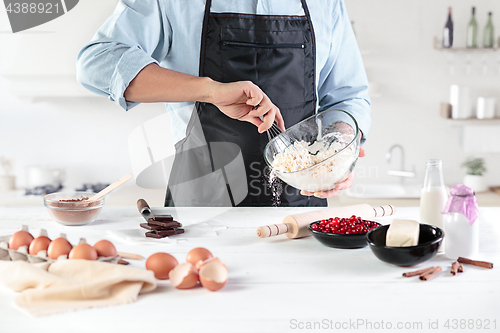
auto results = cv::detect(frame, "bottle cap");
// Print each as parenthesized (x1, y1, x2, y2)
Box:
(442, 184, 479, 225)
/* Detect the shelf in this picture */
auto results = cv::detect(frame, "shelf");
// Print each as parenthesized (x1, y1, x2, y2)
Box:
(445, 118, 500, 126)
(433, 36, 500, 52)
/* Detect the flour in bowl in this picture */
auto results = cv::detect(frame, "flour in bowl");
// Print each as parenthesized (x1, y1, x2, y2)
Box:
(270, 132, 357, 192)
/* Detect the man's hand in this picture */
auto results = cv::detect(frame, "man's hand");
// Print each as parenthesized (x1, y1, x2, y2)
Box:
(208, 80, 285, 133)
(124, 64, 285, 133)
(300, 147, 366, 199)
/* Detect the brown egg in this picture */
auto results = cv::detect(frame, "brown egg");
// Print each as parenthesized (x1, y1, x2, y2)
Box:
(93, 240, 117, 257)
(169, 262, 199, 289)
(47, 237, 73, 260)
(186, 247, 213, 269)
(29, 236, 52, 255)
(199, 259, 228, 292)
(8, 230, 34, 250)
(69, 243, 98, 260)
(145, 252, 178, 280)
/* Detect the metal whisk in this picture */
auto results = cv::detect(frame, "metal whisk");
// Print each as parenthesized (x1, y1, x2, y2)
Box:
(253, 104, 298, 156)
(265, 122, 298, 156)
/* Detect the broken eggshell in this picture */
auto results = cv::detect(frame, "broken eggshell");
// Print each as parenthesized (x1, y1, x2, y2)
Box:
(169, 262, 199, 289)
(199, 259, 228, 292)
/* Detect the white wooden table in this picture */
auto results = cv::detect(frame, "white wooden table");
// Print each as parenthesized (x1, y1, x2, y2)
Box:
(0, 205, 499, 333)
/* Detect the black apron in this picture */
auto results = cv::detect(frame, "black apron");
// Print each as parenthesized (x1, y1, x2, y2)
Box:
(165, 0, 326, 207)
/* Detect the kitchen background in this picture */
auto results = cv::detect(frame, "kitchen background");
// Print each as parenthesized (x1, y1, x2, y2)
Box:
(0, 0, 499, 204)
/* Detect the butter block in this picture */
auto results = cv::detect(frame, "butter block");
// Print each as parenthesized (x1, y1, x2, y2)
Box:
(386, 219, 420, 247)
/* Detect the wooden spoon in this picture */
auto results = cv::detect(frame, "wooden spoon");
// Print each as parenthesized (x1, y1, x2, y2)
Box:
(87, 173, 133, 202)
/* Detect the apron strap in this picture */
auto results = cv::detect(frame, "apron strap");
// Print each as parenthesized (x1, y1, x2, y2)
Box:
(200, 0, 315, 77)
(299, 0, 317, 106)
(199, 0, 213, 76)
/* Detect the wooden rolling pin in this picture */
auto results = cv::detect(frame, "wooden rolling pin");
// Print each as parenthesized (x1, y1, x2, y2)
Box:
(256, 204, 395, 239)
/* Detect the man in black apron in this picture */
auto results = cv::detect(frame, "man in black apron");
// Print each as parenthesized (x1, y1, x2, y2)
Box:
(78, 0, 368, 208)
(163, 0, 326, 207)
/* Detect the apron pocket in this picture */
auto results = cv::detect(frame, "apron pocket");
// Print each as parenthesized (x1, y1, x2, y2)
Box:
(220, 28, 307, 109)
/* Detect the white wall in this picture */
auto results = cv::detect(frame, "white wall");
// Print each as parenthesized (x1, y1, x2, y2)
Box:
(345, 0, 500, 187)
(0, 0, 499, 191)
(0, 0, 173, 189)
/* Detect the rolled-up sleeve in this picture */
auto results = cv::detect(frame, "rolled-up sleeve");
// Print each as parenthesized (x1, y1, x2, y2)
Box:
(317, 0, 371, 143)
(76, 0, 170, 110)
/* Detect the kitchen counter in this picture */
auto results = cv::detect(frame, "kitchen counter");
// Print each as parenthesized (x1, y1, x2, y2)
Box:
(0, 205, 498, 333)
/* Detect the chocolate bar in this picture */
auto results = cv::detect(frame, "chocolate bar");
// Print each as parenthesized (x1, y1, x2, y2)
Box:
(153, 228, 185, 236)
(174, 228, 185, 235)
(151, 214, 174, 222)
(147, 219, 182, 228)
(145, 231, 168, 239)
(155, 229, 177, 236)
(145, 228, 185, 238)
(140, 223, 170, 231)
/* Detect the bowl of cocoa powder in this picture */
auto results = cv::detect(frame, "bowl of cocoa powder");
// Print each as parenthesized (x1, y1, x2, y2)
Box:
(43, 191, 104, 226)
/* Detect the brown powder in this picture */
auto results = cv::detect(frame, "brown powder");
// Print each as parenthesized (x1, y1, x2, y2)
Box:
(59, 197, 89, 202)
(46, 197, 102, 225)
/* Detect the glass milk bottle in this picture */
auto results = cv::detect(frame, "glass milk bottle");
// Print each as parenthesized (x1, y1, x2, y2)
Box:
(420, 159, 448, 252)
(443, 184, 479, 259)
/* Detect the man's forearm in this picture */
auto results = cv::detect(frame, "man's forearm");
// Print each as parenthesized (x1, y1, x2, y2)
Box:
(124, 63, 215, 104)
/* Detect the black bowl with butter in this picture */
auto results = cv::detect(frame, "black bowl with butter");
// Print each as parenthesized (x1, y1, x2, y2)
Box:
(366, 224, 444, 267)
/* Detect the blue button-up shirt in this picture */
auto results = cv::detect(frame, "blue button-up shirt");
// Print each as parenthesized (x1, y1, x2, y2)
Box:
(77, 0, 371, 145)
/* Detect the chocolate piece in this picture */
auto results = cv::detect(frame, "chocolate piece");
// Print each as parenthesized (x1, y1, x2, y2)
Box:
(140, 223, 169, 231)
(156, 228, 185, 236)
(117, 259, 130, 265)
(151, 214, 174, 222)
(155, 229, 177, 236)
(145, 231, 168, 239)
(147, 219, 182, 228)
(145, 228, 185, 239)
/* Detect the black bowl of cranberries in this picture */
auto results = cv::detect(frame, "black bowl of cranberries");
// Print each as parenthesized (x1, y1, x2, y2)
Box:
(308, 215, 381, 249)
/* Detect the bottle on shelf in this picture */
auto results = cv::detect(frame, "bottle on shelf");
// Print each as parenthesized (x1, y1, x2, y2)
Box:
(466, 7, 478, 48)
(443, 7, 454, 48)
(443, 184, 479, 259)
(483, 12, 495, 48)
(420, 159, 448, 252)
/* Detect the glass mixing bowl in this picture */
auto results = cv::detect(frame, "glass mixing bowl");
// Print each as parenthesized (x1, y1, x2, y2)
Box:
(43, 191, 104, 226)
(264, 109, 360, 192)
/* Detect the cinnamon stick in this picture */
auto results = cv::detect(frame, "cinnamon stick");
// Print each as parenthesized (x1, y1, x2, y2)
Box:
(402, 266, 435, 278)
(419, 266, 442, 281)
(451, 261, 459, 275)
(457, 257, 493, 269)
(458, 263, 464, 273)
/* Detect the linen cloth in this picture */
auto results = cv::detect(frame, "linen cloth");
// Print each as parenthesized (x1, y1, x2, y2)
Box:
(0, 259, 156, 316)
